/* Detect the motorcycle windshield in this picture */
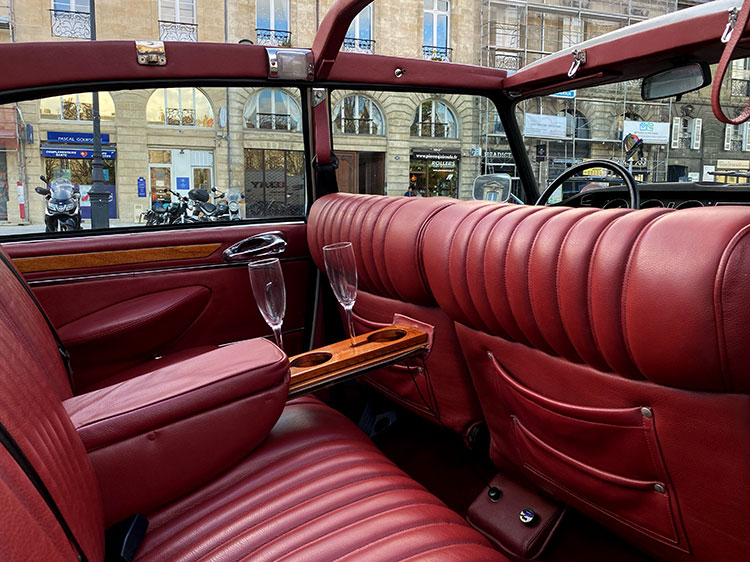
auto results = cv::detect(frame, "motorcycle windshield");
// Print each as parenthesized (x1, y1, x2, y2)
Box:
(49, 182, 74, 203)
(227, 190, 242, 202)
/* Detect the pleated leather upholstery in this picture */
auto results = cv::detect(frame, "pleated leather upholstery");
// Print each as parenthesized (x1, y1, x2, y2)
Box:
(307, 194, 484, 435)
(136, 397, 505, 562)
(424, 202, 750, 391)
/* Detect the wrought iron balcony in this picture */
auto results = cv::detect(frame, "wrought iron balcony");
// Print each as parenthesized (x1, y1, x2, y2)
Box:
(342, 37, 375, 54)
(159, 20, 198, 42)
(731, 78, 750, 98)
(49, 9, 90, 39)
(422, 45, 452, 62)
(255, 29, 292, 47)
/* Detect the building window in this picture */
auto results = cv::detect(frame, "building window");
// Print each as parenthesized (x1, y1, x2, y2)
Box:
(244, 89, 301, 132)
(411, 99, 458, 138)
(146, 88, 214, 127)
(40, 92, 115, 121)
(731, 58, 750, 97)
(333, 95, 384, 135)
(50, 0, 91, 39)
(558, 109, 590, 139)
(256, 0, 291, 46)
(244, 149, 305, 218)
(423, 0, 451, 61)
(159, 0, 198, 41)
(724, 123, 749, 152)
(343, 5, 374, 53)
(671, 116, 701, 150)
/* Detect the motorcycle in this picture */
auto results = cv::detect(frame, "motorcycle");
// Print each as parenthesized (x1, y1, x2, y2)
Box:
(141, 191, 170, 226)
(188, 187, 232, 222)
(226, 188, 243, 221)
(35, 175, 82, 232)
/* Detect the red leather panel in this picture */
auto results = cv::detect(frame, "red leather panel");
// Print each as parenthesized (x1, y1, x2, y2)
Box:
(135, 397, 506, 562)
(352, 291, 481, 434)
(0, 246, 70, 400)
(308, 194, 482, 434)
(58, 286, 211, 391)
(458, 326, 750, 562)
(65, 338, 289, 526)
(3, 223, 311, 391)
(0, 294, 104, 560)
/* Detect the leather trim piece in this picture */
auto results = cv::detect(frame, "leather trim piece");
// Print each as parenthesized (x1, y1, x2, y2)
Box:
(12, 244, 222, 274)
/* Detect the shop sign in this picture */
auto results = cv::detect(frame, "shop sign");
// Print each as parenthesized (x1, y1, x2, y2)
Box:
(716, 159, 750, 170)
(411, 150, 460, 161)
(523, 114, 567, 139)
(485, 151, 514, 161)
(41, 147, 116, 159)
(622, 121, 670, 145)
(47, 131, 111, 144)
(583, 167, 606, 176)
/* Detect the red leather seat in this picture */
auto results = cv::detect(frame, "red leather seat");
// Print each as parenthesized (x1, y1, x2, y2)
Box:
(308, 193, 484, 438)
(0, 240, 505, 560)
(423, 202, 750, 562)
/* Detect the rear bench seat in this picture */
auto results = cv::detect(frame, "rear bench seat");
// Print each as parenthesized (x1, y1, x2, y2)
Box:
(0, 240, 505, 560)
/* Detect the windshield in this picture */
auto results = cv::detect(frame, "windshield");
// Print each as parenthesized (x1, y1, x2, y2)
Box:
(513, 56, 750, 204)
(48, 180, 75, 202)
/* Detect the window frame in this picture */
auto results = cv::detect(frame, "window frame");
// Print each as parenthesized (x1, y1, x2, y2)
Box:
(243, 88, 302, 132)
(39, 92, 116, 122)
(158, 0, 197, 24)
(333, 94, 385, 136)
(411, 99, 459, 139)
(146, 88, 214, 128)
(423, 0, 451, 50)
(256, 0, 291, 33)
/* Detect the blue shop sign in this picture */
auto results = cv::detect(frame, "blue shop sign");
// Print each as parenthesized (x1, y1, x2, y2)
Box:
(47, 131, 111, 144)
(137, 177, 147, 198)
(550, 90, 576, 99)
(41, 147, 116, 159)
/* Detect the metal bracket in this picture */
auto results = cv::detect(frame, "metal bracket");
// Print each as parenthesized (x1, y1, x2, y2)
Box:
(723, 7, 740, 44)
(312, 88, 326, 107)
(568, 49, 586, 78)
(135, 41, 166, 66)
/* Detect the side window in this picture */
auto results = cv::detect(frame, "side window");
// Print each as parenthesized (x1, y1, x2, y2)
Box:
(0, 86, 306, 237)
(331, 90, 516, 202)
(423, 0, 451, 62)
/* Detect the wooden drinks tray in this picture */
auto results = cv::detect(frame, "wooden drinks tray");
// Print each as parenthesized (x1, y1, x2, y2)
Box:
(287, 324, 428, 398)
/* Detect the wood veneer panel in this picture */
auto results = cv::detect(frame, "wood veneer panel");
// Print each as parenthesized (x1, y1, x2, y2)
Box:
(13, 243, 222, 274)
(288, 324, 428, 397)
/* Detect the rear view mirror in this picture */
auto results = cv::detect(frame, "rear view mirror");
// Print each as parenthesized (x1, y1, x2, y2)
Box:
(473, 174, 513, 202)
(641, 63, 710, 100)
(35, 186, 50, 196)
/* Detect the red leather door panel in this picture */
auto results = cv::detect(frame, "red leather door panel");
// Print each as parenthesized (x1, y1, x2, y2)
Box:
(2, 223, 310, 390)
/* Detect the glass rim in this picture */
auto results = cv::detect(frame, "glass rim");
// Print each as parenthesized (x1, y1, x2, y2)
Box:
(248, 257, 281, 268)
(323, 241, 353, 251)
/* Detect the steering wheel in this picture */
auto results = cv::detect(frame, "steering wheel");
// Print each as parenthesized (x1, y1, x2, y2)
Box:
(535, 159, 640, 209)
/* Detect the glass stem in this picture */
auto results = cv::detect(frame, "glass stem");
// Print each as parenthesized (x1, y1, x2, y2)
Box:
(345, 306, 356, 347)
(272, 325, 284, 351)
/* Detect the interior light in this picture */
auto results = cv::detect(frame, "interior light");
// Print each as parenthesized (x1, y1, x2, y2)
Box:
(267, 49, 314, 80)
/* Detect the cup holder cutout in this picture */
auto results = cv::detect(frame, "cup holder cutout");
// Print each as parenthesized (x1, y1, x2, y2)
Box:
(367, 328, 407, 343)
(290, 351, 332, 368)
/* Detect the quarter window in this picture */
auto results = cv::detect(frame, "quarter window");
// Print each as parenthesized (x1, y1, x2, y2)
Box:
(146, 88, 214, 127)
(244, 89, 301, 132)
(40, 92, 115, 121)
(333, 95, 384, 136)
(411, 99, 458, 138)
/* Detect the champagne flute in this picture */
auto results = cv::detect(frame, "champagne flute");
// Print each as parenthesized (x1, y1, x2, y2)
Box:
(323, 241, 358, 347)
(248, 257, 286, 350)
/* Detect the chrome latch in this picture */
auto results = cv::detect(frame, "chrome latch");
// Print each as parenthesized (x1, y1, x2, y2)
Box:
(723, 7, 740, 43)
(135, 41, 166, 66)
(568, 49, 586, 78)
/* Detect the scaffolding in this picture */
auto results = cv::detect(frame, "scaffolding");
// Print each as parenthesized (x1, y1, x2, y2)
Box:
(479, 0, 681, 192)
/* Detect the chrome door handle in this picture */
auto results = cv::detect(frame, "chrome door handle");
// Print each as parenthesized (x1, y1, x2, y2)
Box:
(223, 231, 287, 263)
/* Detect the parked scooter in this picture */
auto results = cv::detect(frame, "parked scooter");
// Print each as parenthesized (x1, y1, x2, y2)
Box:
(141, 190, 170, 226)
(35, 175, 82, 232)
(226, 188, 243, 221)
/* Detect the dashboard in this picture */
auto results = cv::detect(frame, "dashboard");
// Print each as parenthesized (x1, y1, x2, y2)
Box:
(563, 182, 750, 209)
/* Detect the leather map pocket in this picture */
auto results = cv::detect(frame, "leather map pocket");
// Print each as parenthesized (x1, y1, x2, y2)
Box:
(489, 355, 689, 553)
